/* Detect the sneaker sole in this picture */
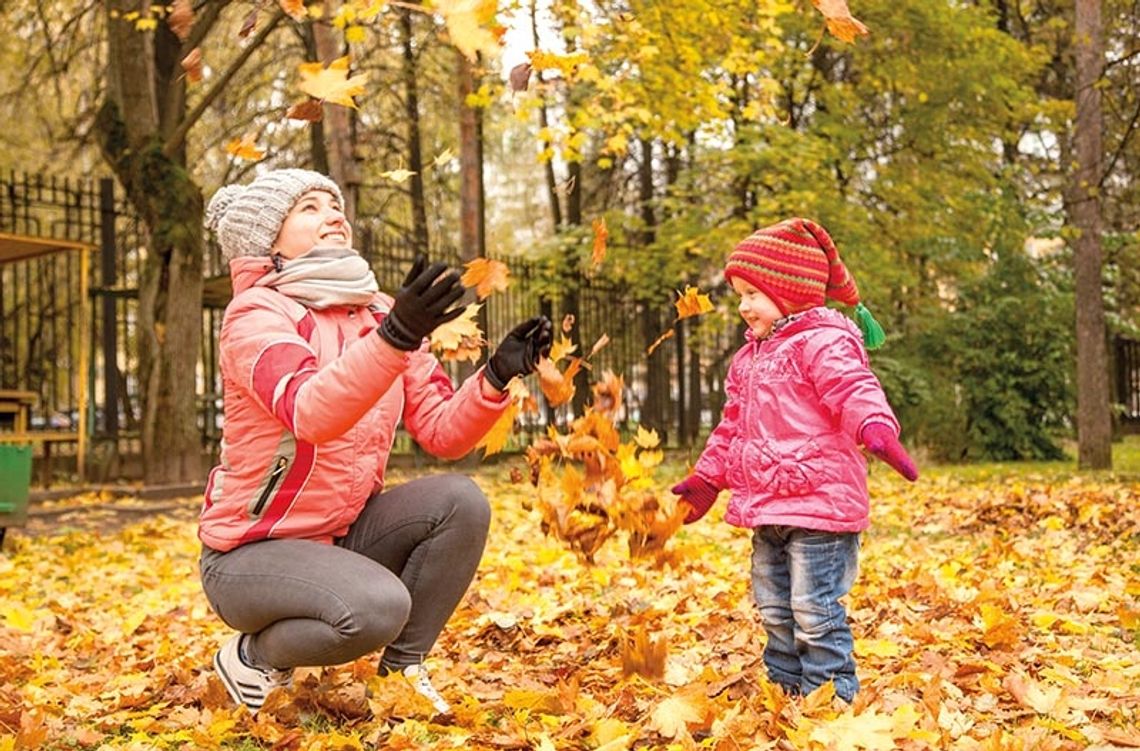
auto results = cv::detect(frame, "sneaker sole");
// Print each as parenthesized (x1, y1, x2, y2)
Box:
(214, 649, 263, 712)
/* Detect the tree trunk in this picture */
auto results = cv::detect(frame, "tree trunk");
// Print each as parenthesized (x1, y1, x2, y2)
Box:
(98, 2, 202, 484)
(1072, 0, 1113, 469)
(403, 7, 430, 254)
(457, 51, 486, 383)
(314, 2, 359, 222)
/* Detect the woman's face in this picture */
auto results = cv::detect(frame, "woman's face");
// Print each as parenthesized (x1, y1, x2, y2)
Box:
(272, 189, 352, 260)
(731, 276, 783, 337)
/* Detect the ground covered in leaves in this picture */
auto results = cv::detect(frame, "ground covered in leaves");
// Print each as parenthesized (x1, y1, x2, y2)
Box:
(2, 458, 1139, 750)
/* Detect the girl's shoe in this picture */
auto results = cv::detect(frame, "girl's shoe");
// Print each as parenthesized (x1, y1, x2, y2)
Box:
(213, 634, 293, 712)
(382, 663, 451, 714)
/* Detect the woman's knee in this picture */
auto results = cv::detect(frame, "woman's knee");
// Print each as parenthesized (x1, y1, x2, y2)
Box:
(437, 474, 491, 531)
(341, 581, 413, 650)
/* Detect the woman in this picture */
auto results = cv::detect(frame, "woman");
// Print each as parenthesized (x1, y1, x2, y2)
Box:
(198, 168, 551, 714)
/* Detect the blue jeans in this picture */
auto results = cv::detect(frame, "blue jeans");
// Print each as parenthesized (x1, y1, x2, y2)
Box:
(750, 526, 860, 702)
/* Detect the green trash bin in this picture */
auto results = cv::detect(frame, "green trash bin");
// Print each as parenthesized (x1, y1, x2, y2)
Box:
(0, 443, 33, 543)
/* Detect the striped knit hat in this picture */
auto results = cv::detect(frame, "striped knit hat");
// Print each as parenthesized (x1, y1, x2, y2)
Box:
(725, 218, 885, 348)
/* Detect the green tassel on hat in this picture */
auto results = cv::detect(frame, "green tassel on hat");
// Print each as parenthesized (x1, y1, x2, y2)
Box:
(854, 302, 886, 350)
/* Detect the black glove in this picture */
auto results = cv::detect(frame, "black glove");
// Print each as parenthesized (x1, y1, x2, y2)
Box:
(485, 316, 554, 391)
(378, 256, 466, 351)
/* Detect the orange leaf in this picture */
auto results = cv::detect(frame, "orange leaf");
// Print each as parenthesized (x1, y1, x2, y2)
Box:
(297, 56, 368, 108)
(591, 371, 623, 416)
(287, 99, 324, 122)
(646, 328, 674, 356)
(674, 286, 713, 319)
(180, 48, 203, 84)
(561, 314, 575, 334)
(478, 400, 519, 457)
(591, 217, 608, 268)
(536, 356, 579, 407)
(168, 0, 194, 41)
(278, 0, 307, 21)
(461, 258, 511, 300)
(620, 624, 667, 679)
(225, 134, 265, 162)
(810, 0, 870, 43)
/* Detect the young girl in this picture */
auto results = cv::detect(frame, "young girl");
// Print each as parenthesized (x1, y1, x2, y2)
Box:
(199, 168, 552, 714)
(672, 217, 917, 703)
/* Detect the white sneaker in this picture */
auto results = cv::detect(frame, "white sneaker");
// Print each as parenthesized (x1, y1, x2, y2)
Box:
(213, 634, 293, 712)
(400, 664, 451, 714)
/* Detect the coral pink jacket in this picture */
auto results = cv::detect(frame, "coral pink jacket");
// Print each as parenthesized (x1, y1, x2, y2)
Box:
(199, 257, 508, 551)
(694, 307, 900, 533)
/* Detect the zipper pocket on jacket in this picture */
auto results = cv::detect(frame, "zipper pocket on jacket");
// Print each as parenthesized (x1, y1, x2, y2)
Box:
(250, 456, 288, 518)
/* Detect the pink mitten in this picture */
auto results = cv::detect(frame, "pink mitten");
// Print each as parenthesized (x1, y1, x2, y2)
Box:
(671, 475, 720, 524)
(860, 422, 919, 481)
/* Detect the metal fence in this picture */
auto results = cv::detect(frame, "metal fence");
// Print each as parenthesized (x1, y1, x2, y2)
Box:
(2, 170, 739, 481)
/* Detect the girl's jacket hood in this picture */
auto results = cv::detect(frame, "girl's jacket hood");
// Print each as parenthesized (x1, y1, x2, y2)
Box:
(693, 307, 900, 533)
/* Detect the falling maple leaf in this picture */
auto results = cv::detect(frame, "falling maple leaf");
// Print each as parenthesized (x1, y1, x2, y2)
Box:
(167, 0, 193, 40)
(509, 62, 532, 92)
(811, 0, 870, 43)
(548, 334, 578, 363)
(429, 303, 485, 363)
(591, 217, 608, 268)
(297, 56, 368, 108)
(461, 258, 511, 300)
(225, 134, 265, 162)
(674, 285, 713, 319)
(591, 371, 623, 416)
(278, 0, 307, 21)
(180, 48, 203, 84)
(286, 99, 324, 122)
(536, 356, 580, 407)
(381, 168, 417, 183)
(646, 328, 674, 356)
(435, 0, 503, 61)
(586, 333, 610, 360)
(432, 147, 456, 168)
(620, 624, 667, 679)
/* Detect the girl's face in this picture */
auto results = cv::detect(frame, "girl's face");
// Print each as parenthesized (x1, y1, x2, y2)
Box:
(731, 276, 783, 337)
(272, 189, 352, 259)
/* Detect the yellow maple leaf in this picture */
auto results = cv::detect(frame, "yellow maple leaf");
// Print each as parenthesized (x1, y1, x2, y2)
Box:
(634, 426, 660, 449)
(433, 147, 456, 167)
(811, 0, 870, 43)
(674, 285, 713, 319)
(430, 303, 485, 362)
(478, 400, 519, 457)
(224, 133, 265, 162)
(461, 258, 511, 300)
(591, 217, 608, 268)
(648, 692, 706, 739)
(436, 0, 502, 61)
(809, 710, 897, 750)
(380, 168, 417, 183)
(549, 335, 578, 363)
(297, 56, 368, 108)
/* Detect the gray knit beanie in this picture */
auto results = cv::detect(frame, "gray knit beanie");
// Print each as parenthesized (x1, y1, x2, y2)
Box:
(204, 168, 345, 262)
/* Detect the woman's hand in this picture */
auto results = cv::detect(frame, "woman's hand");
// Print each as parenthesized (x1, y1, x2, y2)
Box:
(378, 256, 466, 351)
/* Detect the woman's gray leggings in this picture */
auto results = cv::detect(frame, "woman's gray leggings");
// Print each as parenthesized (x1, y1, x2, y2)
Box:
(198, 473, 490, 670)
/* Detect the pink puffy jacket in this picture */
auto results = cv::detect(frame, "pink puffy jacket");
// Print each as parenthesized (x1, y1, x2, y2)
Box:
(199, 257, 509, 552)
(693, 307, 900, 533)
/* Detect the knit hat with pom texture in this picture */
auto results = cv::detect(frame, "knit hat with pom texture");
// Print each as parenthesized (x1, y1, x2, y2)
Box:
(725, 217, 886, 348)
(204, 169, 344, 263)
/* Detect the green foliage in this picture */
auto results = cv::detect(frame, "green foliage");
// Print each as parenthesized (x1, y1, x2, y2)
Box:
(919, 247, 1074, 461)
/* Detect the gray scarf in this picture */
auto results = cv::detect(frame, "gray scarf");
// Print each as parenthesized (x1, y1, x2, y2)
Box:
(254, 246, 379, 309)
